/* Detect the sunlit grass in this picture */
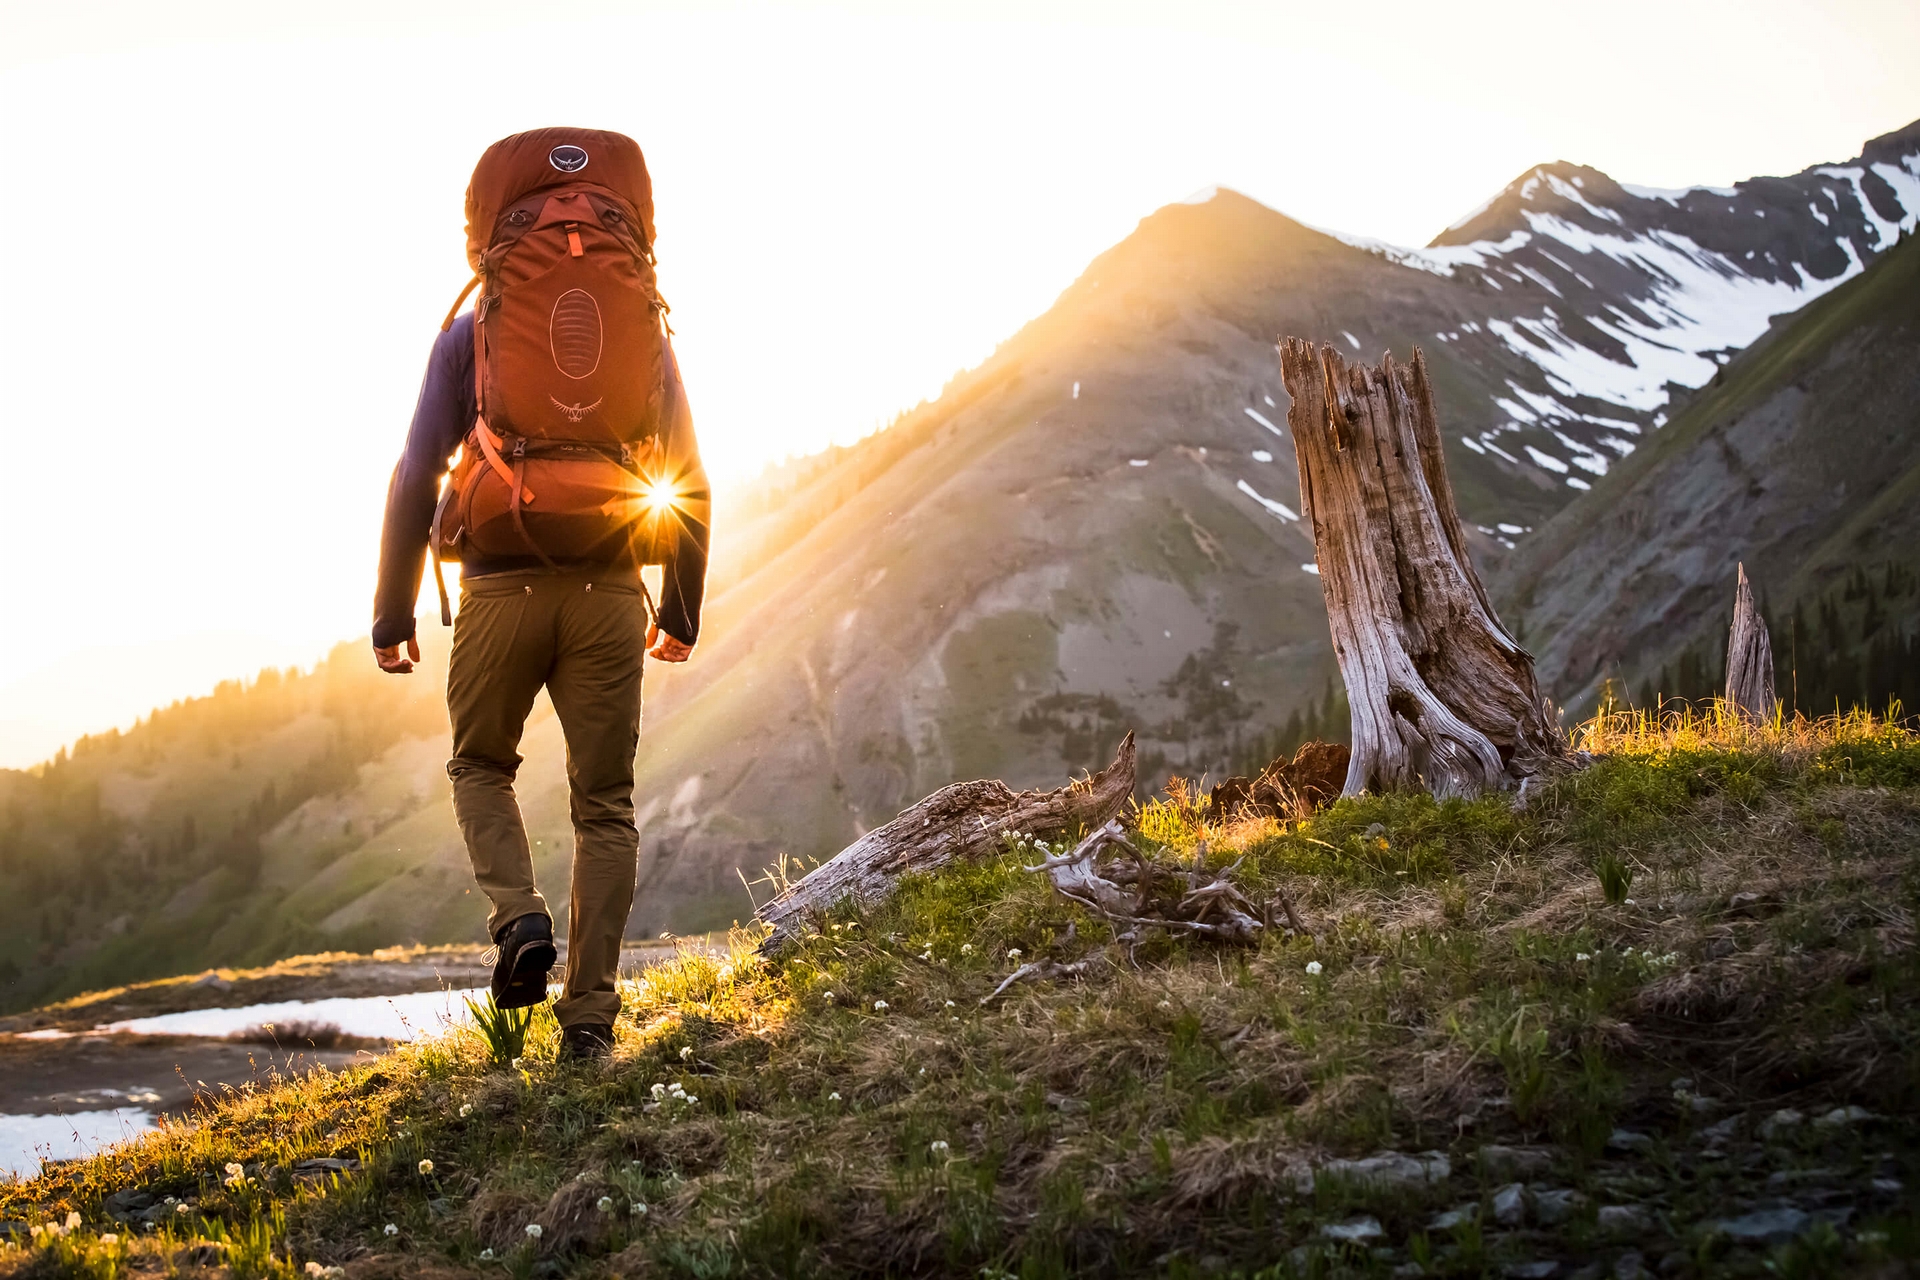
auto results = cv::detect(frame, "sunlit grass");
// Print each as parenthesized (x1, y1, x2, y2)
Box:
(3, 708, 1918, 1276)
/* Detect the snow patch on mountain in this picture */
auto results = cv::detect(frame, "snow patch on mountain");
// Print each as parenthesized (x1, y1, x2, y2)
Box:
(1321, 226, 1531, 277)
(1619, 181, 1740, 204)
(1236, 479, 1299, 522)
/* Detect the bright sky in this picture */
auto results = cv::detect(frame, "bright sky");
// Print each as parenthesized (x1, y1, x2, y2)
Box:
(0, 0, 1914, 769)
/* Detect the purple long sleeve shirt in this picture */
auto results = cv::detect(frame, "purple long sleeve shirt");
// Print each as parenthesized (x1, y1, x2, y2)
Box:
(372, 312, 708, 649)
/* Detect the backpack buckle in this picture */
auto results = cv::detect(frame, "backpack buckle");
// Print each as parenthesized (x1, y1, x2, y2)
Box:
(511, 437, 526, 460)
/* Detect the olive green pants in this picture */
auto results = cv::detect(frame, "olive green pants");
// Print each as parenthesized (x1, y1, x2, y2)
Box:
(446, 568, 646, 1029)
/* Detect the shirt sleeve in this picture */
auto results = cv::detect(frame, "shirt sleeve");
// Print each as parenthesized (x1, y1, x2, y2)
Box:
(372, 316, 474, 648)
(654, 342, 710, 647)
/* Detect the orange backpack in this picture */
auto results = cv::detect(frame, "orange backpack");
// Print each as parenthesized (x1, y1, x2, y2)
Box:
(428, 127, 675, 623)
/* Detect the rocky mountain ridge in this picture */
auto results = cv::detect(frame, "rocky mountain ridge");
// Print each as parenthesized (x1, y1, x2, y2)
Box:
(1501, 228, 1920, 714)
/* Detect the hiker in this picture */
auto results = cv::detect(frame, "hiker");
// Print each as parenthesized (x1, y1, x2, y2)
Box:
(370, 128, 709, 1060)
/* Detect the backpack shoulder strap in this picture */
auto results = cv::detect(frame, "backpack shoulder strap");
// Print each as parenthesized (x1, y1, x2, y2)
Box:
(440, 274, 480, 332)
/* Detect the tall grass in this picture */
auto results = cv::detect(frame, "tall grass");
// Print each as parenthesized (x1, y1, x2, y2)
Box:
(463, 992, 537, 1067)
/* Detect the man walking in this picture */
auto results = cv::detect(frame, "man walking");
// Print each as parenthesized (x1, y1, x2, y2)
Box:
(371, 128, 708, 1060)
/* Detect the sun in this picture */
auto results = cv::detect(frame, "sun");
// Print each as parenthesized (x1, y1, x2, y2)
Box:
(641, 476, 680, 511)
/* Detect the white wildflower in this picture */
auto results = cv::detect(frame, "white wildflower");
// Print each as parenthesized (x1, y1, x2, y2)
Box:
(1623, 898, 1636, 906)
(524, 1223, 543, 1239)
(929, 1139, 951, 1156)
(163, 1197, 176, 1205)
(960, 943, 973, 955)
(680, 1046, 694, 1061)
(686, 1095, 699, 1105)
(670, 1081, 686, 1096)
(631, 1202, 649, 1216)
(873, 1000, 890, 1011)
(225, 1162, 243, 1177)
(596, 1196, 614, 1213)
(383, 1223, 399, 1237)
(175, 1204, 192, 1216)
(1575, 953, 1591, 962)
(828, 1091, 842, 1102)
(945, 1000, 956, 1008)
(305, 1264, 327, 1277)
(651, 1083, 668, 1100)
(511, 1057, 523, 1070)
(1305, 960, 1323, 976)
(1007, 948, 1022, 960)
(417, 1159, 434, 1175)
(479, 1248, 495, 1260)
(822, 991, 835, 1003)
(458, 1103, 473, 1118)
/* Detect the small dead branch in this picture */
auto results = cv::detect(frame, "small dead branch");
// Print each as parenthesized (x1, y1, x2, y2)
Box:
(1023, 819, 1310, 949)
(757, 734, 1137, 950)
(979, 959, 1094, 1006)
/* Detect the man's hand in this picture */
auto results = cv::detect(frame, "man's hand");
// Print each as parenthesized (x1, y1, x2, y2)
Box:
(647, 623, 694, 663)
(375, 636, 422, 674)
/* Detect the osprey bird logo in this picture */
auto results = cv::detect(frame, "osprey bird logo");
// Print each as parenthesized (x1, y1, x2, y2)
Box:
(550, 396, 604, 423)
(548, 145, 589, 173)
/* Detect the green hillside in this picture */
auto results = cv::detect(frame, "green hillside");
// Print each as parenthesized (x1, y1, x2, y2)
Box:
(4, 712, 1918, 1276)
(0, 640, 449, 1011)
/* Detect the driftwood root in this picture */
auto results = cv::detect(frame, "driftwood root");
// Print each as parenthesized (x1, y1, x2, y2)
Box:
(1024, 819, 1311, 954)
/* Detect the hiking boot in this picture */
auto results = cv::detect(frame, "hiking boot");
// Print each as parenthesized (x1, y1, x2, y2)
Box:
(488, 913, 557, 1009)
(560, 1023, 615, 1061)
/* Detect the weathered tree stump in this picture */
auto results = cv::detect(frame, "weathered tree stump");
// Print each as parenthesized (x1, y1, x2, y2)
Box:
(1278, 339, 1572, 798)
(1724, 563, 1776, 721)
(756, 734, 1136, 949)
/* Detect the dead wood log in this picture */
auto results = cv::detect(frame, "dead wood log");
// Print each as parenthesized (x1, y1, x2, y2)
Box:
(755, 733, 1137, 950)
(1724, 562, 1776, 722)
(1279, 339, 1573, 798)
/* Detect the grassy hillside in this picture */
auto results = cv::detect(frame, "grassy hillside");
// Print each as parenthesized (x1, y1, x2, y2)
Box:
(5, 712, 1917, 1277)
(1502, 232, 1920, 716)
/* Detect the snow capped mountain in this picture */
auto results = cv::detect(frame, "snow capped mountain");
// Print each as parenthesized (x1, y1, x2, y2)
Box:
(1320, 119, 1919, 520)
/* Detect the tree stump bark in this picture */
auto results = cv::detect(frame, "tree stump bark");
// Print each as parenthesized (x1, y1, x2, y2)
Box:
(1724, 563, 1776, 721)
(756, 734, 1136, 949)
(1278, 339, 1572, 798)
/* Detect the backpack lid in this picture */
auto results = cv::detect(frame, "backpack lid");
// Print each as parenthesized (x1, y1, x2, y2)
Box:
(464, 127, 654, 269)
